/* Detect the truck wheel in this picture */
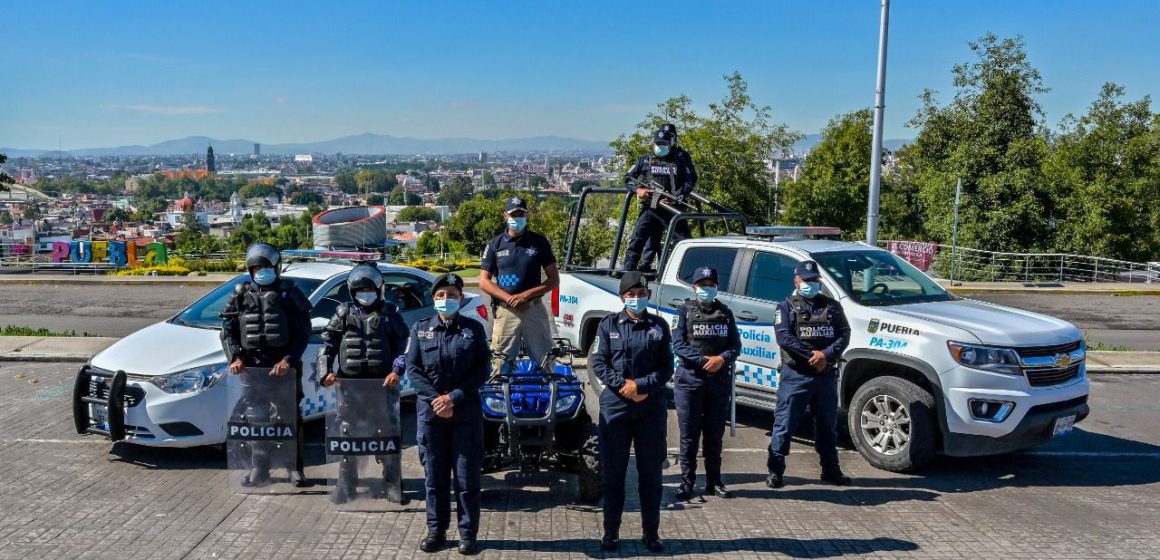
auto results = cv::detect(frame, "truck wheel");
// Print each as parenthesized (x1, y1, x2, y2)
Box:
(576, 421, 602, 504)
(848, 376, 936, 473)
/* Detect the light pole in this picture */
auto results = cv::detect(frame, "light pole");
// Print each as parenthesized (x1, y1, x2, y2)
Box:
(866, 0, 890, 245)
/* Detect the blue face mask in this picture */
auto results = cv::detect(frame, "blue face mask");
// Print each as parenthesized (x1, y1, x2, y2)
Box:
(623, 296, 648, 314)
(434, 297, 461, 316)
(253, 268, 277, 286)
(653, 145, 670, 157)
(507, 216, 527, 233)
(695, 286, 718, 303)
(799, 281, 822, 298)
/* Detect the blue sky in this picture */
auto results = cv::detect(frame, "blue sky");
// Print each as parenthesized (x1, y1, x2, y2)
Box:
(3, 0, 1158, 150)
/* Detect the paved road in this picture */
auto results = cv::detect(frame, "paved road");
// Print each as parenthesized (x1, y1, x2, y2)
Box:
(1, 360, 1158, 559)
(2, 283, 1157, 349)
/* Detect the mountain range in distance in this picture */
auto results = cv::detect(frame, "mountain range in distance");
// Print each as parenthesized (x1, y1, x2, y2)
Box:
(2, 132, 911, 158)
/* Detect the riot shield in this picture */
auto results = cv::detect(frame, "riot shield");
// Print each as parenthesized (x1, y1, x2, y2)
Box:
(226, 367, 300, 494)
(325, 378, 404, 510)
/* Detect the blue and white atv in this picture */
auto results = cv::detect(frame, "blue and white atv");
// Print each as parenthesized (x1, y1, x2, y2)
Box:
(480, 338, 601, 503)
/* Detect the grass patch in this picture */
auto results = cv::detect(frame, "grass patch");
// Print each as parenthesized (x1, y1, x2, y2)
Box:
(1, 325, 91, 337)
(1085, 339, 1132, 352)
(454, 268, 481, 278)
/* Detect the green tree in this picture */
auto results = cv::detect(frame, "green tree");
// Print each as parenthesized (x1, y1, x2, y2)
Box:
(0, 210, 11, 224)
(527, 175, 548, 188)
(782, 110, 873, 237)
(481, 172, 497, 188)
(23, 202, 41, 220)
(335, 170, 359, 194)
(366, 193, 385, 205)
(291, 190, 325, 206)
(609, 72, 801, 224)
(436, 176, 474, 209)
(396, 206, 442, 223)
(444, 195, 505, 255)
(238, 183, 283, 201)
(905, 33, 1053, 252)
(104, 207, 131, 223)
(388, 185, 421, 205)
(229, 212, 276, 251)
(0, 153, 12, 189)
(569, 179, 599, 194)
(1044, 83, 1160, 261)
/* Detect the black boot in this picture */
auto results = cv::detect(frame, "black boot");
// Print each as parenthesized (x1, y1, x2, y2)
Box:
(708, 481, 734, 499)
(289, 470, 308, 488)
(642, 534, 664, 553)
(821, 470, 852, 486)
(765, 472, 784, 489)
(675, 479, 694, 501)
(457, 538, 480, 555)
(600, 533, 619, 551)
(419, 532, 446, 553)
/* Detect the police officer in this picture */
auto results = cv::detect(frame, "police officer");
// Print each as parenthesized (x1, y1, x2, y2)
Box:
(317, 263, 409, 504)
(672, 266, 742, 501)
(480, 196, 559, 372)
(622, 123, 697, 272)
(590, 271, 672, 553)
(406, 273, 490, 556)
(220, 242, 313, 487)
(767, 261, 852, 489)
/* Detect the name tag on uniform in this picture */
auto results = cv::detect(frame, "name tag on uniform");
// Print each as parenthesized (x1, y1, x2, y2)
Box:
(418, 331, 435, 340)
(496, 249, 510, 257)
(800, 325, 835, 338)
(608, 332, 620, 339)
(648, 327, 662, 341)
(692, 324, 729, 337)
(650, 165, 674, 175)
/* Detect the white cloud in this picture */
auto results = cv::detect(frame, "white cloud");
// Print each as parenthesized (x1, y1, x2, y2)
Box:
(109, 104, 223, 115)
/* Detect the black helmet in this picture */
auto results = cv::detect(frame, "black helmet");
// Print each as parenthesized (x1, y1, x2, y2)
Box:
(348, 263, 384, 293)
(245, 242, 281, 271)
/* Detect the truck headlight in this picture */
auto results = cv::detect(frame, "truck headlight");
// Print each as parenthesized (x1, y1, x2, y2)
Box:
(555, 394, 579, 413)
(947, 342, 1021, 375)
(149, 363, 228, 394)
(483, 396, 507, 414)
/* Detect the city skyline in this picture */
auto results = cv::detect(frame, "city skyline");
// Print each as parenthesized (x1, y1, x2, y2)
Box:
(3, 0, 1159, 150)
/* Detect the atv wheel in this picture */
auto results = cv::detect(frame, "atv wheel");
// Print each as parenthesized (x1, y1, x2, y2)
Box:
(577, 421, 602, 504)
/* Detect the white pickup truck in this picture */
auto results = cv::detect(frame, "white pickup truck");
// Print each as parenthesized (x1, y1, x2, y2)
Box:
(553, 225, 1090, 472)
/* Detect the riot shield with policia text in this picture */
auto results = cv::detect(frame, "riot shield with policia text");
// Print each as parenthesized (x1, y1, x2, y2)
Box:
(325, 378, 404, 510)
(226, 367, 299, 494)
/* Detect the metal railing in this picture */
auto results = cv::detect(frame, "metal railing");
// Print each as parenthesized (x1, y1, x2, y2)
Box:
(881, 240, 1159, 284)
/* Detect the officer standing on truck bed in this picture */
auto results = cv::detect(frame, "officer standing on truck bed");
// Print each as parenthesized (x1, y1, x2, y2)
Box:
(220, 242, 313, 487)
(622, 123, 697, 272)
(590, 271, 672, 553)
(767, 261, 852, 489)
(406, 273, 490, 556)
(317, 263, 409, 504)
(672, 266, 742, 501)
(479, 195, 559, 374)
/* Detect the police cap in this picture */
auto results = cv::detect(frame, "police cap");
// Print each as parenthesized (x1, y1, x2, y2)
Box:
(690, 266, 718, 285)
(653, 130, 675, 146)
(794, 260, 822, 280)
(504, 196, 529, 213)
(618, 271, 647, 295)
(432, 272, 464, 293)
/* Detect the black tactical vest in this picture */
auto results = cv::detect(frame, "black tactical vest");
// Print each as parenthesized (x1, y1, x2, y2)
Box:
(239, 284, 291, 350)
(646, 156, 678, 194)
(338, 304, 389, 376)
(790, 295, 837, 350)
(686, 300, 733, 359)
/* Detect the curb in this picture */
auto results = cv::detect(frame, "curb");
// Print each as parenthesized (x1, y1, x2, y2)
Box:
(949, 287, 1160, 296)
(0, 277, 231, 287)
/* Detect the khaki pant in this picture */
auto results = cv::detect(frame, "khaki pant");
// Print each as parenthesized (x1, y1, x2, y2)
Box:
(491, 298, 554, 373)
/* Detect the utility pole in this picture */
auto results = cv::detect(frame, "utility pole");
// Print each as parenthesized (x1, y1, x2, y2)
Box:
(866, 0, 890, 245)
(950, 178, 962, 285)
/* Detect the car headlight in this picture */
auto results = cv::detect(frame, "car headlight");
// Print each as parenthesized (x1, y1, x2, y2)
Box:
(555, 394, 579, 413)
(149, 363, 229, 394)
(947, 342, 1021, 375)
(483, 395, 507, 414)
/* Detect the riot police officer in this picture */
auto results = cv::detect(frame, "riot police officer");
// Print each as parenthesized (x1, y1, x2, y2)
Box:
(672, 266, 742, 501)
(318, 263, 409, 504)
(406, 273, 490, 556)
(220, 242, 313, 487)
(590, 271, 672, 553)
(622, 124, 697, 272)
(767, 261, 852, 489)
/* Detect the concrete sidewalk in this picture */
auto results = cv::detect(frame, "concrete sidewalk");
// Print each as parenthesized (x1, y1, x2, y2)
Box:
(1, 335, 1156, 373)
(0, 273, 235, 286)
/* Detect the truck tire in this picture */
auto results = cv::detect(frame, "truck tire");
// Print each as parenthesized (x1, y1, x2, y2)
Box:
(576, 421, 602, 504)
(848, 376, 936, 473)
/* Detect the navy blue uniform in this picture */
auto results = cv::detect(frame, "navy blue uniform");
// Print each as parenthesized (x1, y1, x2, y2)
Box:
(622, 148, 697, 271)
(589, 310, 673, 538)
(672, 300, 742, 488)
(405, 313, 490, 540)
(481, 230, 556, 296)
(767, 294, 851, 477)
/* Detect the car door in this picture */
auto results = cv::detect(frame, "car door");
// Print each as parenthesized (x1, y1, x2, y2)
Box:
(728, 249, 800, 393)
(302, 276, 352, 419)
(655, 245, 743, 331)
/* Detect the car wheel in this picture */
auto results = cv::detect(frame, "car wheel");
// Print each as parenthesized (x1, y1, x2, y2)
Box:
(848, 376, 936, 472)
(576, 420, 602, 504)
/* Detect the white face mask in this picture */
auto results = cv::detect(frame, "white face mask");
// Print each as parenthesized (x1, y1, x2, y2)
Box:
(353, 291, 378, 306)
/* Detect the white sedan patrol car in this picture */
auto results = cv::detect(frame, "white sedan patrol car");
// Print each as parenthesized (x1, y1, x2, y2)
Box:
(72, 261, 490, 447)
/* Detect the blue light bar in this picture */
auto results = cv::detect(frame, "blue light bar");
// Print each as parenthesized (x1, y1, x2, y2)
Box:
(746, 226, 842, 237)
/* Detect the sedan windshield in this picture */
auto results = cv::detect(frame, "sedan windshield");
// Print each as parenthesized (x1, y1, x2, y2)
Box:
(812, 250, 952, 306)
(170, 275, 324, 329)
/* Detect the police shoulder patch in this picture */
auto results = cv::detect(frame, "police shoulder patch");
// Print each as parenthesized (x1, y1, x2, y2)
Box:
(775, 307, 783, 325)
